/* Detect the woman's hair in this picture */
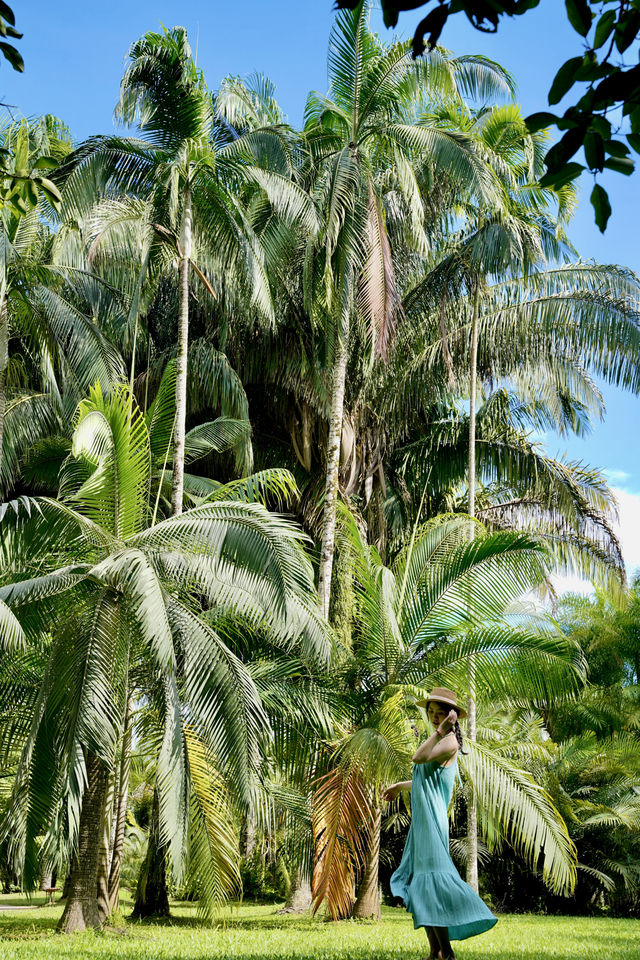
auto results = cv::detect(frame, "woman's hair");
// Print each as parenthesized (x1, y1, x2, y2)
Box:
(430, 700, 467, 754)
(452, 716, 467, 754)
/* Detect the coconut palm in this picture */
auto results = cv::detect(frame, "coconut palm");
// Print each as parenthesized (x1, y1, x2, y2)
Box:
(311, 510, 582, 919)
(0, 382, 327, 931)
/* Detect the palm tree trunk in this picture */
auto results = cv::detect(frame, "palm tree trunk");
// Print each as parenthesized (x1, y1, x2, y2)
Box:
(58, 751, 109, 933)
(468, 279, 480, 519)
(281, 866, 312, 913)
(466, 278, 480, 893)
(171, 184, 192, 518)
(107, 697, 133, 913)
(317, 317, 349, 620)
(39, 864, 53, 893)
(96, 770, 116, 923)
(131, 790, 170, 919)
(352, 804, 381, 919)
(0, 293, 8, 476)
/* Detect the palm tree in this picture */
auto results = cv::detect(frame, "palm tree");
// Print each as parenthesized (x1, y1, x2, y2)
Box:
(301, 1, 512, 617)
(0, 382, 326, 931)
(61, 26, 315, 517)
(311, 510, 581, 919)
(0, 116, 124, 491)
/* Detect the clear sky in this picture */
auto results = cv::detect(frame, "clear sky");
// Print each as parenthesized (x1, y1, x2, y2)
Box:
(4, 0, 640, 573)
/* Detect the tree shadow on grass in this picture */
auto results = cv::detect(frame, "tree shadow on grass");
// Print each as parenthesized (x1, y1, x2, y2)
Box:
(0, 913, 58, 938)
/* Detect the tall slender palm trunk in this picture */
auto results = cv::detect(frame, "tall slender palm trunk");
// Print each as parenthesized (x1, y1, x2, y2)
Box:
(141, 186, 194, 917)
(108, 697, 133, 913)
(318, 317, 349, 619)
(466, 279, 480, 893)
(58, 752, 109, 933)
(171, 184, 192, 517)
(0, 293, 8, 475)
(352, 804, 381, 919)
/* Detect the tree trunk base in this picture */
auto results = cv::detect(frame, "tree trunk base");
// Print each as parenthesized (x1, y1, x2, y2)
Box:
(352, 805, 381, 920)
(57, 894, 102, 933)
(351, 888, 381, 919)
(278, 876, 312, 914)
(131, 791, 170, 920)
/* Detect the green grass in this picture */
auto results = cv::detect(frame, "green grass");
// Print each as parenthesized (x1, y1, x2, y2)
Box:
(0, 896, 638, 960)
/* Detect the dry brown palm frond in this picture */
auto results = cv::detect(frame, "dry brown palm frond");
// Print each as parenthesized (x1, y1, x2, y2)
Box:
(311, 763, 372, 919)
(358, 184, 402, 360)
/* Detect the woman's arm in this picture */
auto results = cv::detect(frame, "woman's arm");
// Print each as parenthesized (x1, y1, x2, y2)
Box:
(382, 780, 412, 801)
(412, 709, 458, 764)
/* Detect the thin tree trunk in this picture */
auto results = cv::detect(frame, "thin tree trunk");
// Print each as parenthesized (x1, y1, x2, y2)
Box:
(243, 806, 257, 859)
(39, 864, 53, 893)
(108, 697, 133, 913)
(317, 317, 349, 620)
(352, 804, 381, 919)
(131, 790, 170, 919)
(280, 865, 312, 913)
(96, 770, 116, 923)
(58, 751, 109, 933)
(468, 279, 480, 519)
(466, 278, 480, 893)
(0, 294, 8, 475)
(171, 184, 192, 517)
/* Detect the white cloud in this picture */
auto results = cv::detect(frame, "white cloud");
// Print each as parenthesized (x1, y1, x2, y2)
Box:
(551, 483, 640, 597)
(605, 468, 631, 483)
(612, 485, 640, 576)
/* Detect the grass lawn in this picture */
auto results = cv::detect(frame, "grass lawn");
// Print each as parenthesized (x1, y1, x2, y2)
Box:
(0, 896, 638, 960)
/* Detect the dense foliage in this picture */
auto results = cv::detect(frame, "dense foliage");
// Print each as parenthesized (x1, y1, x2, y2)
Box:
(0, 0, 638, 934)
(335, 0, 640, 231)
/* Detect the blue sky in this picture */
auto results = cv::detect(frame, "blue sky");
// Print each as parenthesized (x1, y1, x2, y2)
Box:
(4, 0, 640, 571)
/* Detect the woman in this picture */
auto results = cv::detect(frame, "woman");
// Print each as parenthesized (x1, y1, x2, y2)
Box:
(384, 687, 497, 960)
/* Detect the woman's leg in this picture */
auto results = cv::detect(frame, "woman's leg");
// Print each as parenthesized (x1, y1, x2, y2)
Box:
(433, 927, 456, 960)
(426, 926, 441, 959)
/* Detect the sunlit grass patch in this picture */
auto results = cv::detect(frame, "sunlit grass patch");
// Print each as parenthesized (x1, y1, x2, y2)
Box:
(0, 899, 638, 960)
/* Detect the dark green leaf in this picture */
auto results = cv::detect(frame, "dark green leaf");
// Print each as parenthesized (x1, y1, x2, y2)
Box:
(549, 57, 583, 105)
(525, 112, 559, 133)
(591, 183, 611, 233)
(594, 10, 616, 47)
(539, 161, 585, 189)
(0, 40, 22, 71)
(615, 10, 640, 52)
(604, 138, 630, 158)
(544, 128, 586, 172)
(603, 155, 635, 175)
(626, 133, 640, 155)
(565, 0, 592, 36)
(590, 116, 611, 139)
(584, 132, 604, 171)
(0, 2, 15, 26)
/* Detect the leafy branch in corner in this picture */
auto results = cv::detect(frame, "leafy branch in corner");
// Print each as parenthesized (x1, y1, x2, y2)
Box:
(334, 0, 640, 232)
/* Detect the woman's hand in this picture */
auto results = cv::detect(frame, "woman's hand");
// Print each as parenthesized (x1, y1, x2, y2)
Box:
(437, 709, 458, 736)
(383, 783, 401, 802)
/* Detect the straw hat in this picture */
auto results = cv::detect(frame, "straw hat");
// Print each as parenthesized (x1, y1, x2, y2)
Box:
(415, 687, 467, 719)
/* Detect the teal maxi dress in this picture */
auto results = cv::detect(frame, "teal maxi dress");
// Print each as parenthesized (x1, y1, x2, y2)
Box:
(390, 758, 497, 941)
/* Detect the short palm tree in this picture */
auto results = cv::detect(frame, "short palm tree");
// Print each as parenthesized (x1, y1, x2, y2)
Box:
(312, 510, 582, 919)
(0, 382, 326, 931)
